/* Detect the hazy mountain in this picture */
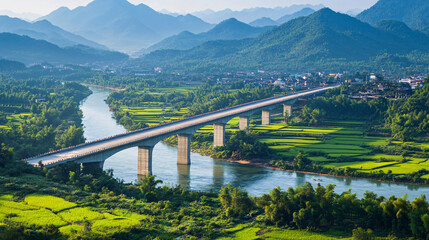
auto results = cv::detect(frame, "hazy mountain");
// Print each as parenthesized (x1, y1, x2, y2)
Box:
(0, 16, 106, 50)
(143, 18, 272, 53)
(249, 17, 278, 27)
(276, 8, 315, 24)
(0, 10, 41, 21)
(191, 4, 324, 24)
(138, 8, 429, 72)
(0, 33, 128, 65)
(39, 0, 212, 53)
(345, 9, 362, 17)
(0, 59, 26, 72)
(357, 0, 429, 32)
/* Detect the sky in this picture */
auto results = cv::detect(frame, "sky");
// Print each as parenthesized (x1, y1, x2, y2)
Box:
(0, 0, 378, 17)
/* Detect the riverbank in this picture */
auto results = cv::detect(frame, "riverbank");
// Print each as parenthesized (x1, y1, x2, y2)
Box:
(83, 83, 126, 91)
(163, 139, 429, 187)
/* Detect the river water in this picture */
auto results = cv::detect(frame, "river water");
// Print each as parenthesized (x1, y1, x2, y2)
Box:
(81, 87, 429, 198)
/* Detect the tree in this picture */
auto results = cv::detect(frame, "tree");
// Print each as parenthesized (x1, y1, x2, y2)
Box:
(219, 184, 252, 218)
(139, 175, 163, 202)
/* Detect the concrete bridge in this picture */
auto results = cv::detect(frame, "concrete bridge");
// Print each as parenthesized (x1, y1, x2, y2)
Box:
(25, 85, 339, 175)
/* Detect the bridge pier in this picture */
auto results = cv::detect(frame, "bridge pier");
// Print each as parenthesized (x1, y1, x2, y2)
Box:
(283, 104, 293, 117)
(262, 110, 271, 125)
(138, 146, 154, 176)
(177, 133, 192, 165)
(213, 123, 226, 147)
(239, 116, 250, 130)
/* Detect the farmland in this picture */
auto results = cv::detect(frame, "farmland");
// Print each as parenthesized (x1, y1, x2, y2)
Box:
(0, 192, 155, 236)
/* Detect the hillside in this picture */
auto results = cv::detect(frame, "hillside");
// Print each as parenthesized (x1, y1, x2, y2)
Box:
(0, 33, 128, 65)
(0, 16, 106, 49)
(143, 18, 272, 53)
(137, 8, 429, 73)
(357, 0, 429, 32)
(39, 0, 212, 53)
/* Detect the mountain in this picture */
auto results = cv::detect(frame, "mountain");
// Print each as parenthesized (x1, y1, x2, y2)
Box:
(0, 16, 106, 50)
(0, 33, 128, 65)
(191, 4, 324, 24)
(0, 59, 26, 72)
(143, 18, 273, 53)
(137, 8, 429, 73)
(276, 8, 315, 24)
(345, 9, 362, 17)
(0, 10, 41, 21)
(39, 0, 213, 53)
(357, 0, 429, 32)
(249, 17, 278, 27)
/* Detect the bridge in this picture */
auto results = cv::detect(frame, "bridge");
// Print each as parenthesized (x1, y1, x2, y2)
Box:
(25, 85, 339, 175)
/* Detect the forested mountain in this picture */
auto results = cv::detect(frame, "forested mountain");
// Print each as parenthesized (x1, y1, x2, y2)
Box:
(191, 4, 324, 24)
(0, 16, 106, 49)
(0, 59, 26, 72)
(357, 0, 429, 33)
(39, 0, 212, 53)
(0, 33, 128, 65)
(137, 8, 429, 73)
(276, 7, 315, 24)
(249, 17, 278, 27)
(143, 18, 272, 53)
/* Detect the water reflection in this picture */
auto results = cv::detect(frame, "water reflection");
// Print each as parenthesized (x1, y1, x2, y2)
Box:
(177, 164, 191, 189)
(212, 162, 224, 189)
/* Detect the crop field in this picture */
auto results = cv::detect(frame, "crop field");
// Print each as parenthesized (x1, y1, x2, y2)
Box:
(0, 194, 147, 236)
(122, 106, 189, 126)
(263, 230, 343, 240)
(217, 225, 345, 240)
(25, 194, 77, 212)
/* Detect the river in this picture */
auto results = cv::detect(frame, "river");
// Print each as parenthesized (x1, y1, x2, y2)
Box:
(80, 86, 429, 198)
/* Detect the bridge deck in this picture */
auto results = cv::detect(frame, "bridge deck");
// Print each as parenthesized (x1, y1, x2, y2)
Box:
(26, 85, 339, 167)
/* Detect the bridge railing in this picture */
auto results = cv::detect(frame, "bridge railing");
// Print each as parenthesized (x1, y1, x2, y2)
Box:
(24, 85, 339, 163)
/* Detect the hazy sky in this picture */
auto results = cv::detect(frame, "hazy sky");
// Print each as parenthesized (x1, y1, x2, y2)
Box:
(0, 0, 378, 16)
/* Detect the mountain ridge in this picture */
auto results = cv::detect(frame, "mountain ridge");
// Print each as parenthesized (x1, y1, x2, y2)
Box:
(39, 0, 213, 53)
(0, 15, 106, 50)
(0, 33, 128, 65)
(137, 8, 429, 73)
(357, 0, 429, 32)
(142, 18, 273, 54)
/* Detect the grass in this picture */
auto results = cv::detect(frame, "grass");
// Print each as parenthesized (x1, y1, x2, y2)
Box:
(25, 194, 77, 212)
(322, 161, 398, 170)
(59, 225, 85, 235)
(218, 227, 261, 240)
(263, 230, 343, 239)
(91, 218, 141, 234)
(58, 207, 104, 223)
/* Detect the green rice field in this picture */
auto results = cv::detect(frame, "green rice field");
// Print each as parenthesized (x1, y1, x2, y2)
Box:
(0, 194, 149, 235)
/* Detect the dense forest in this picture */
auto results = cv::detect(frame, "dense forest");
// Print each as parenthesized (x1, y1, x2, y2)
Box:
(0, 75, 91, 160)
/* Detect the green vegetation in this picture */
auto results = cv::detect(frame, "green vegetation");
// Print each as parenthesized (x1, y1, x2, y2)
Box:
(137, 9, 429, 75)
(1, 168, 428, 239)
(0, 76, 91, 160)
